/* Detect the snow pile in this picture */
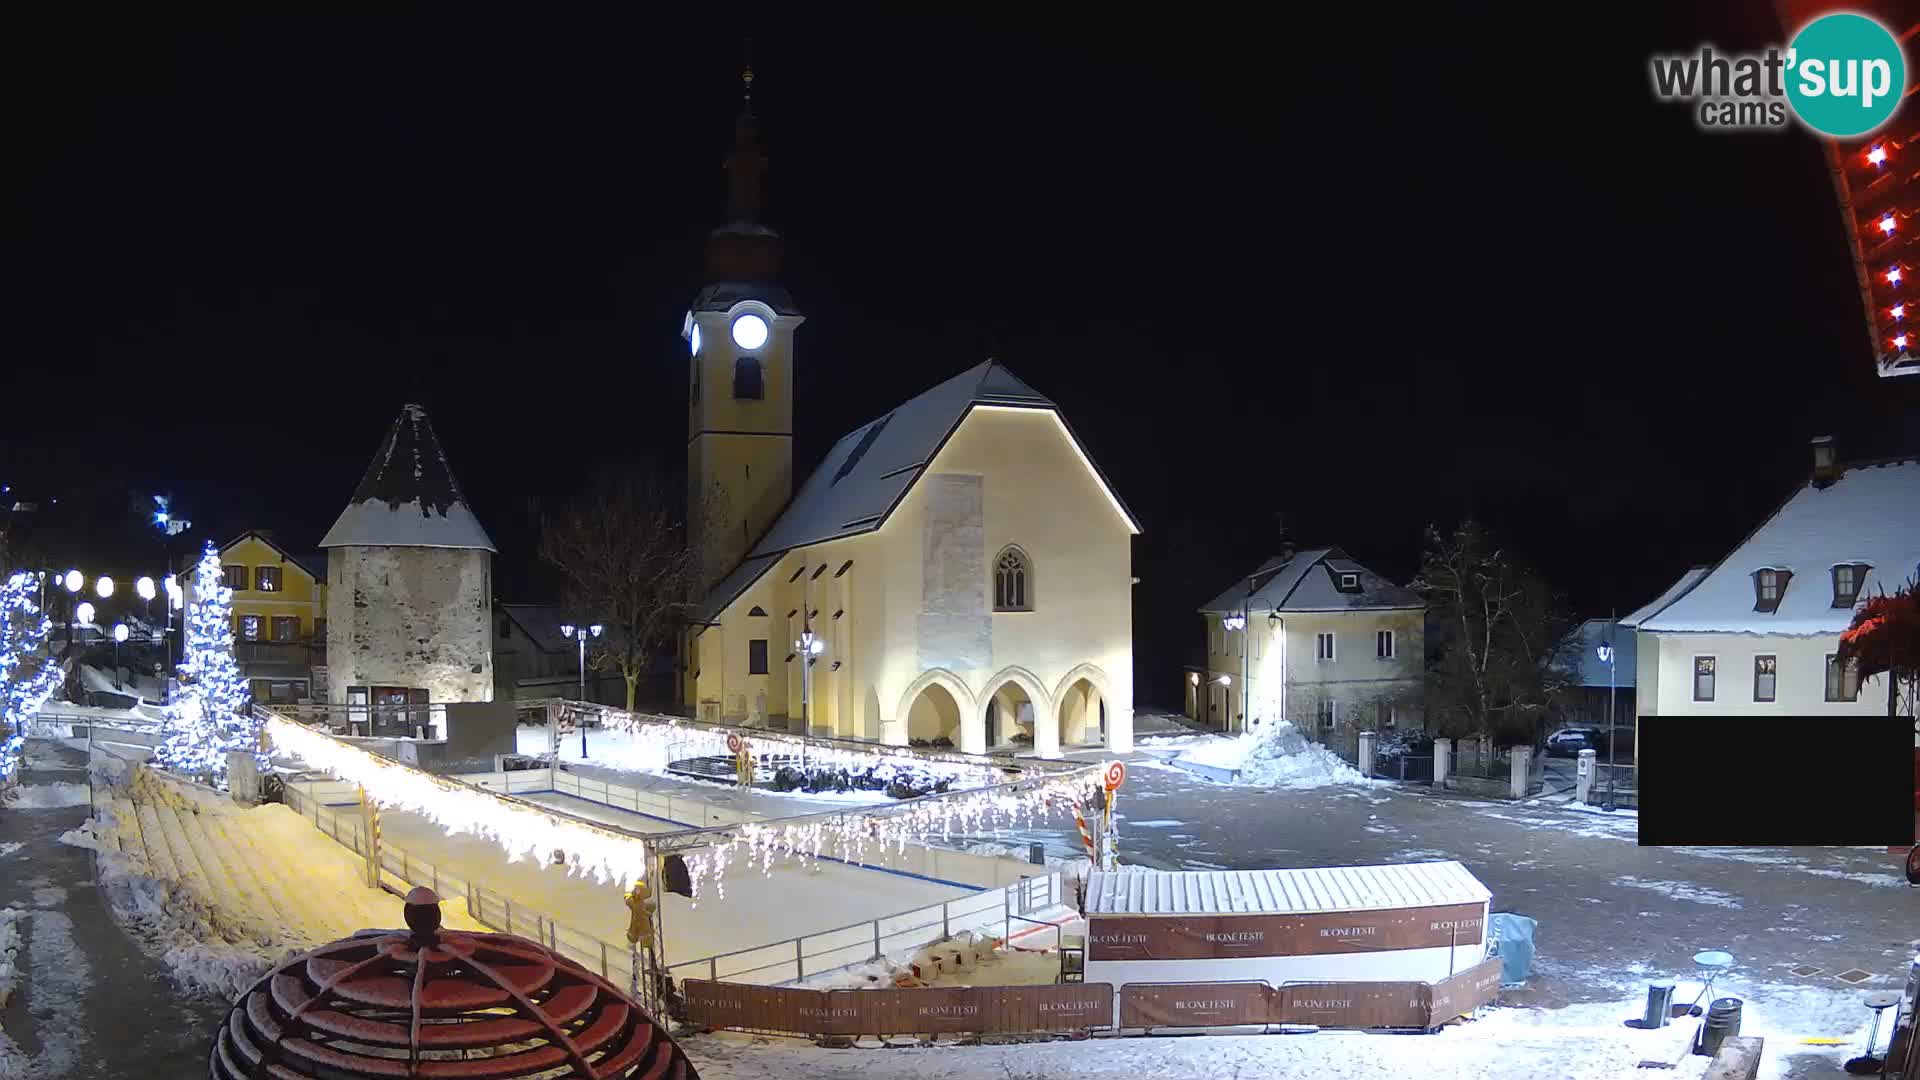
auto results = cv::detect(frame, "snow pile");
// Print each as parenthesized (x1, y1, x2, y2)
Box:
(1174, 721, 1373, 789)
(0, 906, 22, 1007)
(801, 930, 1062, 991)
(3, 781, 90, 809)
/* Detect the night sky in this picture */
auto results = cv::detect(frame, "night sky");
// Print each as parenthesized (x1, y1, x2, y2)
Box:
(5, 6, 1919, 707)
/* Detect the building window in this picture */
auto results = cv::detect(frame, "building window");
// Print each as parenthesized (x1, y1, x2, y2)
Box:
(224, 564, 248, 591)
(994, 546, 1032, 611)
(1316, 632, 1336, 662)
(1832, 563, 1869, 608)
(733, 355, 764, 399)
(1754, 655, 1776, 702)
(240, 615, 262, 641)
(748, 639, 769, 675)
(1375, 629, 1395, 659)
(255, 566, 282, 592)
(1318, 699, 1337, 730)
(1338, 572, 1360, 592)
(1826, 654, 1861, 702)
(270, 616, 299, 643)
(1752, 569, 1791, 613)
(1692, 656, 1715, 701)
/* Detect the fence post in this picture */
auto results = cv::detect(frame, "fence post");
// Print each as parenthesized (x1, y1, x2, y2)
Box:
(795, 938, 805, 982)
(505, 897, 514, 933)
(1357, 730, 1376, 778)
(601, 941, 608, 978)
(942, 901, 950, 939)
(1434, 738, 1452, 787)
(1509, 745, 1532, 800)
(1003, 889, 1011, 943)
(873, 920, 882, 961)
(1576, 749, 1596, 804)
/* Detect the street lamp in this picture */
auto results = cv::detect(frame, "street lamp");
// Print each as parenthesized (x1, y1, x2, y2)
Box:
(95, 575, 113, 599)
(76, 601, 95, 628)
(136, 576, 156, 638)
(795, 629, 825, 734)
(1596, 617, 1618, 811)
(61, 569, 83, 646)
(113, 623, 128, 689)
(559, 623, 603, 758)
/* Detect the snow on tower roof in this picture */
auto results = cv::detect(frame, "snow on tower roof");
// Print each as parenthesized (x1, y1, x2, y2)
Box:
(320, 404, 496, 552)
(691, 360, 1138, 625)
(1635, 457, 1920, 636)
(1085, 862, 1491, 916)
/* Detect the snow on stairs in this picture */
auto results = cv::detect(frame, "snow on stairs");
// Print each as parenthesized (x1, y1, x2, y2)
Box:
(106, 765, 482, 948)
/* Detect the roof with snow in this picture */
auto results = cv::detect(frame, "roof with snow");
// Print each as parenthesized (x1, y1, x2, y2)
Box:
(216, 530, 327, 583)
(692, 360, 1138, 625)
(1618, 567, 1710, 629)
(1633, 457, 1920, 636)
(320, 404, 496, 552)
(1198, 547, 1424, 615)
(1085, 861, 1491, 916)
(1554, 618, 1636, 688)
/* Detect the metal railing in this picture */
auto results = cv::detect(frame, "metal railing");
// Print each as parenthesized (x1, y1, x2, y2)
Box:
(280, 780, 641, 994)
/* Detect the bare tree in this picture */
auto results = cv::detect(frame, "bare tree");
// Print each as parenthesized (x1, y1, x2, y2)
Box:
(538, 470, 716, 712)
(1411, 521, 1576, 747)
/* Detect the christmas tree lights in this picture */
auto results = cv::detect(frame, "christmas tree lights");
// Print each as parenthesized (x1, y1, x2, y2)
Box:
(2, 572, 64, 791)
(156, 542, 258, 780)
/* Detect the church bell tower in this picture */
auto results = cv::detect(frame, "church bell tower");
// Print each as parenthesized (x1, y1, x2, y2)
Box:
(686, 64, 804, 596)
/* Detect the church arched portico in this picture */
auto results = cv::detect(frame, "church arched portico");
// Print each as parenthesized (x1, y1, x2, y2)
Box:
(1049, 662, 1118, 757)
(972, 667, 1051, 756)
(892, 668, 977, 749)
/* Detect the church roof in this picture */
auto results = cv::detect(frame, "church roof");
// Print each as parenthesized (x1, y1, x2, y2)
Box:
(691, 360, 1138, 624)
(1198, 547, 1424, 615)
(320, 404, 497, 552)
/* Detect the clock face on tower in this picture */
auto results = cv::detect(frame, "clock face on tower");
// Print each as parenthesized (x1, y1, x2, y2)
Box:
(689, 323, 702, 356)
(731, 313, 769, 351)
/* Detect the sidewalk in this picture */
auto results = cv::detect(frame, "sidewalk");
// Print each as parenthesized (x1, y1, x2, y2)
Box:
(0, 740, 228, 1079)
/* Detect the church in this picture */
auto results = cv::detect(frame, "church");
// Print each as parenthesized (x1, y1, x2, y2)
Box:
(678, 75, 1139, 757)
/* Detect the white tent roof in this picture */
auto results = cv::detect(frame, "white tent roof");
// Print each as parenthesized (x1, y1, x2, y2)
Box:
(1086, 862, 1491, 917)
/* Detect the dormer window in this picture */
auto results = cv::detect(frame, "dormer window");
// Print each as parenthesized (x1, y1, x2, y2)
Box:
(1831, 563, 1870, 608)
(1752, 569, 1791, 613)
(1339, 573, 1359, 591)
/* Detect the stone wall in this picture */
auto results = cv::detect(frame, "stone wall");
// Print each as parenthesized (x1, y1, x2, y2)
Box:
(326, 546, 492, 704)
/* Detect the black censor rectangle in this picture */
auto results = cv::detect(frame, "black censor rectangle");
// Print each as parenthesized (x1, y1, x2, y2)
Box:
(1638, 717, 1914, 846)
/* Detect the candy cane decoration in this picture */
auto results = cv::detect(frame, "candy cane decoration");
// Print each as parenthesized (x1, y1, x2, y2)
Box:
(1073, 799, 1097, 860)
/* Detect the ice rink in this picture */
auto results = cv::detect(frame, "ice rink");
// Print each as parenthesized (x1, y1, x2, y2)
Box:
(372, 788, 974, 971)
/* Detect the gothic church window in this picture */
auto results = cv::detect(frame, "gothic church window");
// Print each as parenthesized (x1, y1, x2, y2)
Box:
(994, 546, 1033, 611)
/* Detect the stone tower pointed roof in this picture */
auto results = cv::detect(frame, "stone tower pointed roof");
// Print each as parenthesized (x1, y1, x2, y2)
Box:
(319, 404, 496, 552)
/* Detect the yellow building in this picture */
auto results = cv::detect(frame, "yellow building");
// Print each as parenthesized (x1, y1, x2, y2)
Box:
(190, 531, 329, 704)
(677, 84, 1140, 757)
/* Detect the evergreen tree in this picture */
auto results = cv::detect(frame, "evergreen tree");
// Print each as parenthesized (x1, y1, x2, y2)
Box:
(157, 543, 258, 779)
(1, 571, 63, 792)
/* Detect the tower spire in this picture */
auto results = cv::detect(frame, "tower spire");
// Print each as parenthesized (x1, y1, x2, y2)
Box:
(707, 48, 781, 281)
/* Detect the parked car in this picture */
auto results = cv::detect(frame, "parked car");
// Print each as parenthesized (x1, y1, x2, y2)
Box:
(1546, 724, 1634, 758)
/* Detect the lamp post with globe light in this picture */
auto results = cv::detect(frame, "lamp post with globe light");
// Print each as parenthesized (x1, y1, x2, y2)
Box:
(112, 623, 128, 690)
(1596, 615, 1618, 812)
(136, 576, 156, 633)
(61, 569, 83, 647)
(559, 623, 602, 758)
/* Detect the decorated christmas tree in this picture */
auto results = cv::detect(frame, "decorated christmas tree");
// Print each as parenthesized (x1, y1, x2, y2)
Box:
(156, 542, 259, 779)
(1, 571, 64, 792)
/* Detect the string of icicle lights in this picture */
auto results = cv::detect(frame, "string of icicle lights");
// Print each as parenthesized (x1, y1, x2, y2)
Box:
(592, 708, 1009, 791)
(679, 770, 1096, 903)
(264, 716, 653, 889)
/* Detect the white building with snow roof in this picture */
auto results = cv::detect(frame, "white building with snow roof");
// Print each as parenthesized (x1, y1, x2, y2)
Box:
(1191, 546, 1425, 755)
(1623, 437, 1920, 724)
(676, 84, 1139, 756)
(320, 403, 497, 719)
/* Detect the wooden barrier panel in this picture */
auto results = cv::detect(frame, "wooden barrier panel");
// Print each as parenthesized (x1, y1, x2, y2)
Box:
(1274, 980, 1429, 1029)
(1088, 903, 1486, 961)
(684, 980, 1113, 1036)
(1119, 982, 1273, 1028)
(1427, 957, 1504, 1024)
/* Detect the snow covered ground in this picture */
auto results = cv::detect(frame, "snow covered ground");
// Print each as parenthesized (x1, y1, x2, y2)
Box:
(1, 781, 90, 809)
(0, 905, 22, 1007)
(679, 970, 1875, 1080)
(1159, 721, 1374, 789)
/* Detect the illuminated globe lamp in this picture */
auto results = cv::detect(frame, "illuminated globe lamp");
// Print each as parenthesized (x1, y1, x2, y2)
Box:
(210, 887, 698, 1080)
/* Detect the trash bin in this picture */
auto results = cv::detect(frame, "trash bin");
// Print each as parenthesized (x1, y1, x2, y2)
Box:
(1488, 913, 1538, 988)
(1643, 982, 1676, 1028)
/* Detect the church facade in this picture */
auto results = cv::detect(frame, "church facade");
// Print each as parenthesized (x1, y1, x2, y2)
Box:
(678, 77, 1138, 757)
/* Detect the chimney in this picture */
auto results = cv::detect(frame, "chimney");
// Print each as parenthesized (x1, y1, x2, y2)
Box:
(1278, 541, 1296, 563)
(1811, 435, 1839, 488)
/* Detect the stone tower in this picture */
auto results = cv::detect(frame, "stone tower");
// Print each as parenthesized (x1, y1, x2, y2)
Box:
(686, 66, 806, 596)
(320, 404, 496, 709)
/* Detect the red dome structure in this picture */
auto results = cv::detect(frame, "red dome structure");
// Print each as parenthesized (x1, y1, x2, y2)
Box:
(211, 887, 696, 1079)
